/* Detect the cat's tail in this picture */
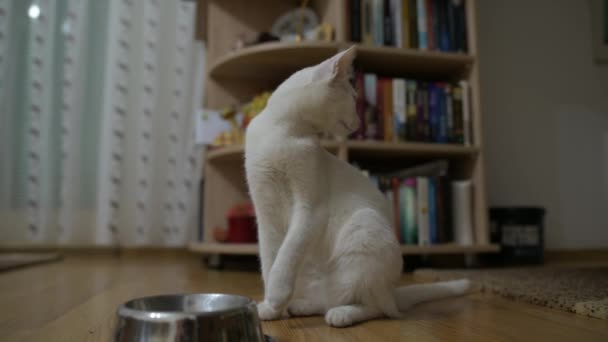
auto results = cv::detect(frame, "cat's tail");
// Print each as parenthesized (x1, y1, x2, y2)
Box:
(393, 279, 471, 312)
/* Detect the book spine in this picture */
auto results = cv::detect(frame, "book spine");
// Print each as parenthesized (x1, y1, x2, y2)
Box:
(437, 174, 452, 243)
(351, 0, 362, 42)
(422, 82, 430, 141)
(355, 71, 366, 139)
(428, 83, 439, 142)
(376, 77, 385, 140)
(460, 80, 471, 146)
(416, 177, 430, 245)
(447, 0, 456, 51)
(451, 84, 464, 144)
(437, 0, 449, 51)
(437, 83, 448, 143)
(393, 78, 407, 141)
(408, 0, 418, 48)
(362, 0, 374, 44)
(364, 73, 378, 139)
(416, 0, 427, 49)
(402, 177, 418, 244)
(400, 0, 410, 48)
(384, 0, 393, 46)
(406, 80, 417, 140)
(426, 0, 435, 50)
(428, 177, 438, 244)
(373, 0, 385, 46)
(392, 177, 401, 242)
(455, 0, 467, 52)
(445, 84, 453, 142)
(391, 0, 403, 48)
(383, 78, 394, 141)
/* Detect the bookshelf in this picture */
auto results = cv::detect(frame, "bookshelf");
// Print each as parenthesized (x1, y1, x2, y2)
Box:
(191, 0, 496, 259)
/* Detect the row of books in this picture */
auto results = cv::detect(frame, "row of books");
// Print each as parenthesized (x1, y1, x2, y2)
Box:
(364, 160, 471, 245)
(348, 0, 468, 52)
(352, 73, 472, 145)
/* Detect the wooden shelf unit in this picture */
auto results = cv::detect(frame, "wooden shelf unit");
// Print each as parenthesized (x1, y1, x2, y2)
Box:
(193, 0, 492, 259)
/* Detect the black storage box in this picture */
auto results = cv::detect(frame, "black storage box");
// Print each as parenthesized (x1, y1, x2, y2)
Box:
(489, 207, 546, 265)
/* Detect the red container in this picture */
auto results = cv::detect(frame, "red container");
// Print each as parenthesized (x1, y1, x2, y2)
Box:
(226, 202, 257, 243)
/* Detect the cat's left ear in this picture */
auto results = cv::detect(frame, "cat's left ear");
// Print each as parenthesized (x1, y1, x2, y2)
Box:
(312, 46, 356, 83)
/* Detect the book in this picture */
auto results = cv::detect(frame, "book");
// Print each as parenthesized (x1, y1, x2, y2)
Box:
(399, 0, 410, 48)
(421, 82, 430, 141)
(391, 177, 401, 241)
(416, 0, 428, 49)
(392, 78, 407, 141)
(406, 80, 417, 140)
(451, 84, 464, 143)
(383, 0, 393, 45)
(401, 177, 418, 244)
(363, 73, 378, 139)
(350, 0, 362, 42)
(373, 0, 384, 46)
(391, 0, 403, 48)
(437, 83, 448, 143)
(354, 72, 366, 139)
(426, 0, 436, 50)
(376, 78, 385, 140)
(437, 0, 449, 51)
(382, 78, 394, 141)
(445, 84, 454, 142)
(459, 80, 471, 145)
(362, 0, 374, 44)
(452, 180, 473, 245)
(436, 174, 452, 243)
(452, 0, 467, 52)
(408, 0, 418, 48)
(428, 177, 438, 243)
(447, 0, 456, 51)
(428, 83, 439, 142)
(416, 176, 430, 245)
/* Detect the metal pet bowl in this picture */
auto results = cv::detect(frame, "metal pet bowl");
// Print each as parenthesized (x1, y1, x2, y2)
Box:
(115, 293, 270, 342)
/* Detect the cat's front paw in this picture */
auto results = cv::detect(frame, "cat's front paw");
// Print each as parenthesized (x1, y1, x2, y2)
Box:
(256, 301, 288, 320)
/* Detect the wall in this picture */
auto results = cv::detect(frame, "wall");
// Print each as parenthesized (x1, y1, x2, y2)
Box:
(477, 0, 608, 249)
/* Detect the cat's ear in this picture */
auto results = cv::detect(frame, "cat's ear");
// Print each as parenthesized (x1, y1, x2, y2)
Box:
(312, 46, 356, 83)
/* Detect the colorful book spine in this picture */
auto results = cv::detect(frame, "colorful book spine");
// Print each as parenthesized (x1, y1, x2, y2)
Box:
(416, 0, 428, 49)
(364, 73, 378, 139)
(406, 80, 417, 140)
(383, 78, 394, 141)
(373, 0, 385, 46)
(416, 176, 430, 245)
(392, 78, 407, 141)
(391, 0, 403, 48)
(401, 177, 418, 244)
(351, 0, 362, 42)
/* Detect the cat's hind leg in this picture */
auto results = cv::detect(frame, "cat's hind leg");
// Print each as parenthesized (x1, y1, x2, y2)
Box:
(325, 305, 382, 327)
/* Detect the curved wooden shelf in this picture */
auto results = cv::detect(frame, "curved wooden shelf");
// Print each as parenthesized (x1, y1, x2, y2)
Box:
(188, 242, 499, 256)
(209, 42, 474, 80)
(206, 140, 478, 163)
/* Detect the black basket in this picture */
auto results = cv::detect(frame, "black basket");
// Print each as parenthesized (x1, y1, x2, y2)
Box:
(489, 207, 546, 265)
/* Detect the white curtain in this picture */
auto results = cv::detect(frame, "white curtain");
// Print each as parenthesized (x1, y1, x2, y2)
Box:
(0, 0, 204, 246)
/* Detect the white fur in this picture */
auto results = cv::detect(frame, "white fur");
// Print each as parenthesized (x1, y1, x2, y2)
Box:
(245, 47, 470, 327)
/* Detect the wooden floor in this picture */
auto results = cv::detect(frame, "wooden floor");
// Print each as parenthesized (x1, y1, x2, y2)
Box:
(1, 254, 607, 341)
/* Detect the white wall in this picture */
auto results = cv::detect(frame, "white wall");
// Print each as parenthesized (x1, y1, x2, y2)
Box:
(478, 0, 608, 249)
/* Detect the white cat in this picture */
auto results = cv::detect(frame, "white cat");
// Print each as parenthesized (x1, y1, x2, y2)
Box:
(244, 46, 470, 327)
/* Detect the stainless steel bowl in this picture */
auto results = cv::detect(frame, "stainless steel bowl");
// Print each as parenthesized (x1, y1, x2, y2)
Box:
(115, 293, 268, 342)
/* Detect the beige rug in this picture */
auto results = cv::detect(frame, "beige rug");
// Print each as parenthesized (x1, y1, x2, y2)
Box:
(415, 266, 608, 319)
(0, 253, 61, 272)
